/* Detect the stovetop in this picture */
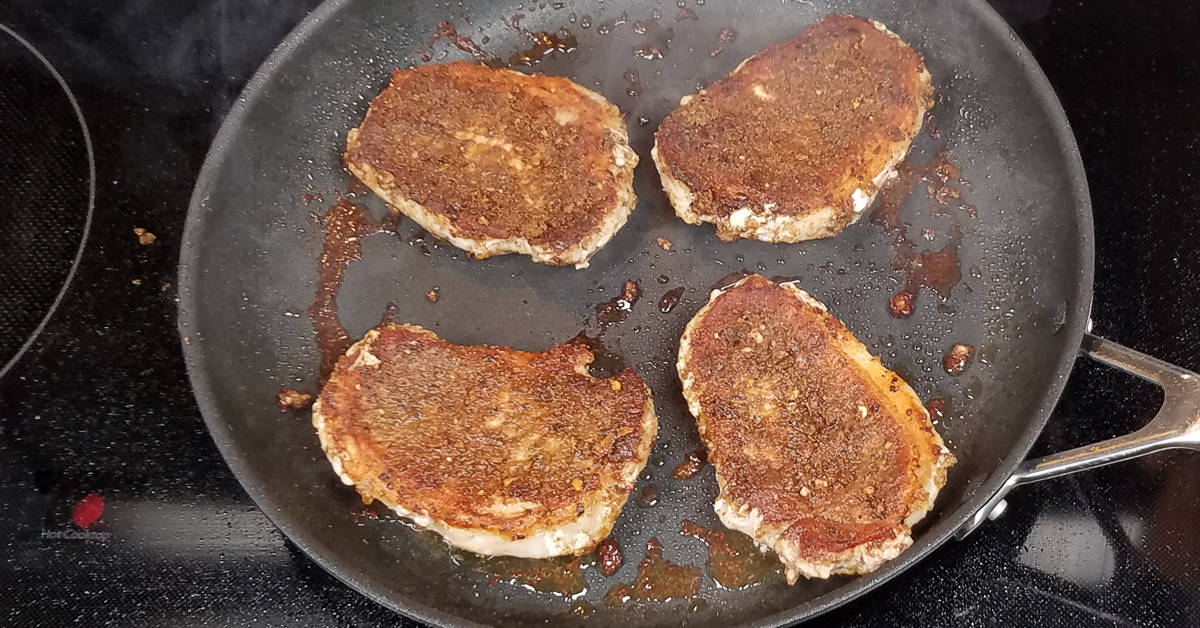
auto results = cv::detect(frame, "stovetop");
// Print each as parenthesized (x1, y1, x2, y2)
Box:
(1, 1, 1198, 626)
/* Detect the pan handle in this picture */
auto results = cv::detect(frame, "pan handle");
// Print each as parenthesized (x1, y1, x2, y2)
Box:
(956, 333, 1200, 538)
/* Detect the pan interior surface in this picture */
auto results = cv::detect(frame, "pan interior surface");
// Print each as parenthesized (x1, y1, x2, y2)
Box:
(178, 0, 1092, 625)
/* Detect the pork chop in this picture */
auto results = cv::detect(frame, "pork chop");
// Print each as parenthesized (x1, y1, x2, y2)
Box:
(676, 275, 955, 582)
(313, 323, 657, 558)
(653, 15, 933, 242)
(344, 61, 638, 269)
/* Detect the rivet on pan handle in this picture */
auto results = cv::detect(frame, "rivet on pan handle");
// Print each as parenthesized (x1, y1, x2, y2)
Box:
(956, 332, 1200, 539)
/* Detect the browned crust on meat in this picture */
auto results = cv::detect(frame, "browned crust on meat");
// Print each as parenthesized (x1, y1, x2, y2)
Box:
(654, 15, 933, 241)
(344, 61, 637, 265)
(677, 275, 954, 575)
(314, 323, 655, 542)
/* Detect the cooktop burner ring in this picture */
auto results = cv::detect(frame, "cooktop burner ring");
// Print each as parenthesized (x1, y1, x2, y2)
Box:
(0, 24, 95, 380)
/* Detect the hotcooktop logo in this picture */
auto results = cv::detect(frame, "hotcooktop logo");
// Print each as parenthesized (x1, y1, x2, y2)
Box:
(40, 493, 111, 541)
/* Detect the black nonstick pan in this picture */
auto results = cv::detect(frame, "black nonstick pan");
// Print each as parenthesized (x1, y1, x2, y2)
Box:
(177, 0, 1200, 625)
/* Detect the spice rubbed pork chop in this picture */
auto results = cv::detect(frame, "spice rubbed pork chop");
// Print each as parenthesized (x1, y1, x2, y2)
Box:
(653, 15, 933, 242)
(677, 275, 955, 582)
(345, 61, 638, 268)
(313, 324, 657, 558)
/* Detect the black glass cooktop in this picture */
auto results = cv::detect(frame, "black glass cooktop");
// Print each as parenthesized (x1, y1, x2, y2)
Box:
(1, 1, 1198, 626)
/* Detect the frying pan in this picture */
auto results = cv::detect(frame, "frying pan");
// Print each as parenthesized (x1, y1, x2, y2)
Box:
(176, 0, 1200, 624)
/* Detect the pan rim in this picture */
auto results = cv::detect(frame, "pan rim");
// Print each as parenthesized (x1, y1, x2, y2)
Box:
(176, 0, 1095, 625)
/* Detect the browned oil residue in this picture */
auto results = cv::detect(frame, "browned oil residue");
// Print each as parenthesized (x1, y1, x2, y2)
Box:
(926, 396, 948, 422)
(658, 287, 685, 313)
(302, 190, 324, 205)
(426, 21, 502, 66)
(638, 484, 660, 506)
(351, 506, 380, 524)
(604, 537, 701, 605)
(943, 343, 974, 376)
(935, 161, 959, 184)
(675, 7, 699, 21)
(673, 448, 707, 479)
(934, 184, 960, 205)
(710, 26, 736, 56)
(309, 201, 400, 382)
(681, 520, 782, 589)
(870, 147, 965, 318)
(710, 269, 751, 292)
(479, 555, 590, 598)
(345, 174, 371, 198)
(633, 20, 674, 60)
(871, 148, 944, 231)
(276, 387, 314, 412)
(510, 29, 578, 66)
(595, 280, 641, 324)
(597, 537, 624, 575)
(570, 331, 626, 377)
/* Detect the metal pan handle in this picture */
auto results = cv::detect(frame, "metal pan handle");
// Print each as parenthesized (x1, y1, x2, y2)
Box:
(956, 333, 1200, 538)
